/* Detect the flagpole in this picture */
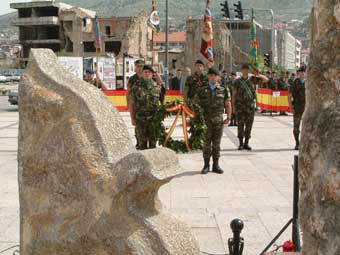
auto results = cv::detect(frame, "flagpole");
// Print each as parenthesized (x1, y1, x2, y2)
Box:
(165, 0, 169, 89)
(151, 0, 155, 68)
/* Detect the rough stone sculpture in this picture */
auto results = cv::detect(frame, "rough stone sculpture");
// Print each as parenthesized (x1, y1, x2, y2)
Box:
(18, 49, 200, 255)
(299, 0, 340, 254)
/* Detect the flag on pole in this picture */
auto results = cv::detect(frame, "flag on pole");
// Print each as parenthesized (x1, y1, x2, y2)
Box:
(249, 9, 259, 68)
(200, 0, 214, 64)
(148, 0, 160, 33)
(95, 16, 103, 51)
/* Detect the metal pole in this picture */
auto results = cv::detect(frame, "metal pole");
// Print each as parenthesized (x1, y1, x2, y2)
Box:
(292, 155, 301, 251)
(270, 9, 274, 69)
(165, 0, 169, 89)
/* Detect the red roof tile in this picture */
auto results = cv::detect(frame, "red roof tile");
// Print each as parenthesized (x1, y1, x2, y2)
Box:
(153, 32, 186, 42)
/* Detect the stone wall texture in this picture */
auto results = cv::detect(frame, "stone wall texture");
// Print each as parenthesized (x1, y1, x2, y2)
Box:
(18, 48, 200, 255)
(299, 0, 340, 254)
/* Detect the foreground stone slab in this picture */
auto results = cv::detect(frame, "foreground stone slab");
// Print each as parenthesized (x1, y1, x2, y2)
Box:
(18, 49, 200, 254)
(300, 0, 340, 254)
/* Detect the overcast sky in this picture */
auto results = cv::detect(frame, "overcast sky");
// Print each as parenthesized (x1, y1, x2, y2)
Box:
(0, 0, 18, 16)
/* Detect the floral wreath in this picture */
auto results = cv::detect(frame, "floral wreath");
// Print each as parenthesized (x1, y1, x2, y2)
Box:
(154, 99, 206, 153)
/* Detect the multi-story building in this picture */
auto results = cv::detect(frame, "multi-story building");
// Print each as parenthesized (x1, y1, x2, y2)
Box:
(276, 29, 302, 71)
(153, 32, 186, 50)
(10, 0, 71, 59)
(10, 0, 154, 62)
(10, 0, 156, 89)
(184, 18, 248, 72)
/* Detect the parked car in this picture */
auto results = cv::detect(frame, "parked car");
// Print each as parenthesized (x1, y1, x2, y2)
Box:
(8, 88, 18, 105)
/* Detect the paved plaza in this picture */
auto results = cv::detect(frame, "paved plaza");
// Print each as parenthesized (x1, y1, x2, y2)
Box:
(0, 96, 299, 255)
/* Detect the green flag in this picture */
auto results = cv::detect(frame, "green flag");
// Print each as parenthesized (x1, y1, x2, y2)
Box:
(250, 9, 259, 68)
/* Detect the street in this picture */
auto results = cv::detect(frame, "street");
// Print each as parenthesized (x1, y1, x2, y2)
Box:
(0, 96, 19, 255)
(0, 95, 299, 255)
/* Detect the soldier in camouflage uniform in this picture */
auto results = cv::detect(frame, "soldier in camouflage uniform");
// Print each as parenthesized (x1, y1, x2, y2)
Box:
(184, 60, 208, 100)
(126, 59, 144, 149)
(277, 71, 289, 115)
(195, 68, 232, 174)
(232, 64, 268, 150)
(288, 66, 306, 150)
(228, 72, 238, 126)
(84, 69, 108, 90)
(131, 65, 162, 150)
(127, 59, 145, 125)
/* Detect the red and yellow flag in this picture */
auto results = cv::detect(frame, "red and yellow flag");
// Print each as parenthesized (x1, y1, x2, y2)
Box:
(200, 0, 214, 64)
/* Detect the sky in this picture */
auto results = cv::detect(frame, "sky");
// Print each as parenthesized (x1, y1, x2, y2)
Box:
(0, 0, 19, 16)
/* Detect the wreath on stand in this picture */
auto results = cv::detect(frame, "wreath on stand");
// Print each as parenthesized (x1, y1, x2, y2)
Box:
(154, 99, 206, 153)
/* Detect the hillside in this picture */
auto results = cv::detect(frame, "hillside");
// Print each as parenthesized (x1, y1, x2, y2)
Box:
(58, 0, 313, 24)
(0, 0, 313, 37)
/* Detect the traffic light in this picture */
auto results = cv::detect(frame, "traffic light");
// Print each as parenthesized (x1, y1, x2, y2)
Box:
(264, 52, 271, 67)
(233, 1, 243, 20)
(220, 1, 230, 19)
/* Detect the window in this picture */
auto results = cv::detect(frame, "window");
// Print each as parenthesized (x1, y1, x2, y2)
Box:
(83, 41, 96, 52)
(105, 26, 111, 36)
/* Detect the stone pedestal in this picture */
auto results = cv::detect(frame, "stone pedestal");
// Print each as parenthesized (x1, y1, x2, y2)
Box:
(18, 49, 200, 255)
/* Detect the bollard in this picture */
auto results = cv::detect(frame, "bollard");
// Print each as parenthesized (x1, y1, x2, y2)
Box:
(228, 218, 244, 255)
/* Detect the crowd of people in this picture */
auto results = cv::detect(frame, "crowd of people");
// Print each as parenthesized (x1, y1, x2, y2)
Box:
(85, 58, 306, 175)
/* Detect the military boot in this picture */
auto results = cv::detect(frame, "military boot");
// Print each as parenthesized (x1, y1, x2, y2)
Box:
(201, 158, 210, 174)
(243, 137, 252, 151)
(212, 159, 224, 174)
(238, 137, 244, 150)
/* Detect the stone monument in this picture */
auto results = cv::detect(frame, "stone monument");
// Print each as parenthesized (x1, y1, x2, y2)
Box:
(299, 0, 340, 254)
(18, 49, 200, 254)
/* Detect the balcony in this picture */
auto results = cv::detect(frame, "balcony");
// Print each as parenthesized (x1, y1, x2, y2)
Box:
(12, 16, 59, 26)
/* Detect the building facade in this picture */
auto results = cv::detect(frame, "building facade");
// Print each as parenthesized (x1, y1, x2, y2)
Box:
(10, 1, 154, 63)
(276, 29, 302, 71)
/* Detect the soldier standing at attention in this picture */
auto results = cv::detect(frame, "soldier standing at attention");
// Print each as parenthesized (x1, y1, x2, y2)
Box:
(228, 72, 238, 126)
(232, 64, 267, 150)
(131, 65, 162, 150)
(127, 59, 144, 126)
(195, 68, 232, 174)
(184, 60, 208, 100)
(127, 59, 144, 149)
(288, 66, 306, 150)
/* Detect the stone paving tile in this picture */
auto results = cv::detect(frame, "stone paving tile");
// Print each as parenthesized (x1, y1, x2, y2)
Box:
(0, 109, 300, 254)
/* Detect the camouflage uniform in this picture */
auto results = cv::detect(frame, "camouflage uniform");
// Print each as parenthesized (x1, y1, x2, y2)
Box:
(185, 72, 209, 100)
(195, 82, 230, 163)
(277, 78, 288, 90)
(131, 78, 161, 150)
(233, 77, 256, 145)
(127, 73, 143, 148)
(227, 79, 237, 126)
(127, 73, 142, 108)
(289, 77, 305, 147)
(85, 78, 105, 89)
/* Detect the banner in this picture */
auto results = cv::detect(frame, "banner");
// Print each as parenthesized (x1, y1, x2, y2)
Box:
(200, 0, 214, 63)
(250, 8, 259, 68)
(95, 16, 103, 49)
(257, 88, 291, 112)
